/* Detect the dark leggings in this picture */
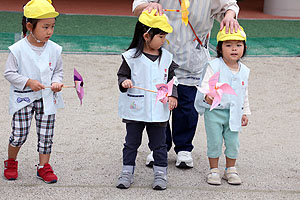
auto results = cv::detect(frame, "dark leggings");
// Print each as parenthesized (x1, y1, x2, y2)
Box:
(123, 122, 167, 167)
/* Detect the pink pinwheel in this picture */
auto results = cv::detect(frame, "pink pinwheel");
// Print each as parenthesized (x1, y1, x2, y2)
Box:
(198, 72, 236, 111)
(155, 78, 175, 104)
(74, 68, 84, 105)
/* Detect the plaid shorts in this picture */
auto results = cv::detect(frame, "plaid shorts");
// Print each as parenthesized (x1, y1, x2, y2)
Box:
(9, 98, 56, 154)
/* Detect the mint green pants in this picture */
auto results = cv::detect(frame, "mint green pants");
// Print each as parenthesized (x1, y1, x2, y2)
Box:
(204, 109, 239, 159)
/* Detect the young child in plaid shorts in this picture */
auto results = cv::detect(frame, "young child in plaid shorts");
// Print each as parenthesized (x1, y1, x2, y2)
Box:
(3, 0, 64, 184)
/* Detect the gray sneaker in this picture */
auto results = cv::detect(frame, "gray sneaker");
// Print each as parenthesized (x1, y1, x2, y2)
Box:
(116, 165, 134, 189)
(152, 166, 167, 190)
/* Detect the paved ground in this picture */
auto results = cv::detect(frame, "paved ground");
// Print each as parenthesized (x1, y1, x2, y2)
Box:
(0, 1, 299, 199)
(0, 53, 300, 199)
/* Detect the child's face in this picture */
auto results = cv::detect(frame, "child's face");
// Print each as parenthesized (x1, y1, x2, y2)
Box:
(148, 33, 167, 50)
(32, 18, 56, 43)
(221, 40, 245, 63)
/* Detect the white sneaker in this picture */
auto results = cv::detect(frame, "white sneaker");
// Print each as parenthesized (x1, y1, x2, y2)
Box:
(207, 168, 221, 185)
(146, 151, 154, 168)
(223, 167, 242, 185)
(175, 151, 193, 168)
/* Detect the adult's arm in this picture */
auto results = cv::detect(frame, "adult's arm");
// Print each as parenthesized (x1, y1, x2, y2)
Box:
(211, 0, 240, 33)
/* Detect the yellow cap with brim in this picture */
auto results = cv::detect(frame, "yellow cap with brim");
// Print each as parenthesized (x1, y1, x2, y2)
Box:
(217, 26, 246, 42)
(24, 0, 59, 19)
(139, 9, 173, 33)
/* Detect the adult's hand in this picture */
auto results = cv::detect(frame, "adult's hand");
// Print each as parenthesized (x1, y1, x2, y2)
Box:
(220, 10, 240, 34)
(144, 2, 163, 15)
(133, 2, 163, 16)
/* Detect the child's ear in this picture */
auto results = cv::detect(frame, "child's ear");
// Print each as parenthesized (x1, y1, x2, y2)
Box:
(26, 22, 33, 32)
(143, 32, 150, 42)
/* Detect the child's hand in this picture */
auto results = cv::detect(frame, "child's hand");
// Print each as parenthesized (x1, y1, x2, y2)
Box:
(168, 96, 177, 110)
(205, 95, 214, 105)
(26, 79, 45, 91)
(51, 82, 64, 92)
(121, 79, 133, 89)
(241, 114, 248, 126)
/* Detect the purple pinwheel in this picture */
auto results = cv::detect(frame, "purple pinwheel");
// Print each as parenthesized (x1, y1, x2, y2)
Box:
(74, 68, 84, 105)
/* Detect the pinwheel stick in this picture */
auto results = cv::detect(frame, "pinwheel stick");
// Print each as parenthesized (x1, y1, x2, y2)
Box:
(133, 86, 156, 93)
(163, 9, 182, 12)
(45, 85, 75, 88)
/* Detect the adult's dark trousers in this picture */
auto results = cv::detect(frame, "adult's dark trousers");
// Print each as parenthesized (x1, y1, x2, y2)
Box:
(123, 122, 167, 167)
(167, 84, 199, 153)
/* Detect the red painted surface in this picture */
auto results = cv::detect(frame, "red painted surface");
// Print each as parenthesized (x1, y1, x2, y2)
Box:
(1, 0, 300, 19)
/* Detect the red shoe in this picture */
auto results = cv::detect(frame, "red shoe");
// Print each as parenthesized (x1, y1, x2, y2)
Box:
(37, 163, 57, 184)
(4, 159, 18, 180)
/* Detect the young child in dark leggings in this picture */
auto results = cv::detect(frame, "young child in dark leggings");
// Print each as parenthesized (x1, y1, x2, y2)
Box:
(116, 9, 178, 190)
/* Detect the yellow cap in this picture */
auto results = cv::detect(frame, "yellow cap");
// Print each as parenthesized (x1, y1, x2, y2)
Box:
(24, 0, 59, 19)
(138, 9, 173, 33)
(217, 26, 246, 42)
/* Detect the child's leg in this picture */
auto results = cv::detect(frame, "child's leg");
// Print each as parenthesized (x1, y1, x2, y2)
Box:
(204, 109, 226, 167)
(225, 157, 236, 168)
(146, 123, 168, 190)
(39, 154, 50, 166)
(146, 124, 167, 167)
(34, 99, 57, 184)
(117, 122, 144, 189)
(8, 105, 34, 158)
(4, 105, 33, 180)
(35, 113, 55, 165)
(8, 145, 21, 160)
(204, 109, 228, 185)
(123, 122, 145, 166)
(223, 123, 239, 166)
(208, 157, 219, 169)
(223, 115, 241, 185)
(34, 99, 55, 164)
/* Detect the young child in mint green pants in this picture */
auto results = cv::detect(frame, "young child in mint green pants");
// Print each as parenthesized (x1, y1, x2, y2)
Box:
(194, 26, 250, 185)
